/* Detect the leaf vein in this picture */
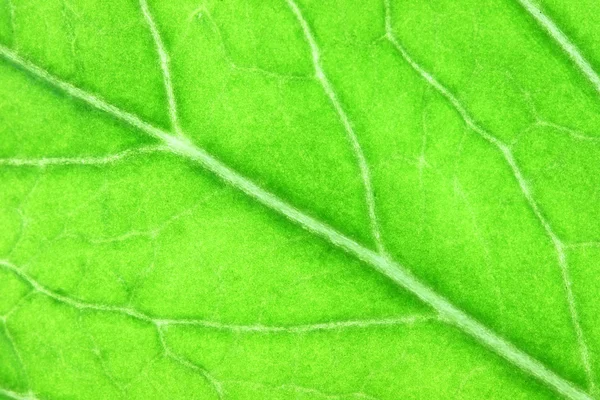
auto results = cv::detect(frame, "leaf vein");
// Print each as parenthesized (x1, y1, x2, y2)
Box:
(383, 0, 594, 391)
(138, 0, 183, 136)
(0, 259, 436, 333)
(0, 145, 167, 168)
(0, 45, 592, 400)
(286, 0, 387, 255)
(0, 388, 39, 400)
(514, 0, 600, 95)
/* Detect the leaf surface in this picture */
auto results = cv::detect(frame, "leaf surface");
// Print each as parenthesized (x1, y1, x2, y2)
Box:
(1, 0, 600, 399)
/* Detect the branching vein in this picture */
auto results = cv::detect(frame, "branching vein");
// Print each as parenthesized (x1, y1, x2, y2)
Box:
(0, 257, 428, 400)
(139, 0, 183, 136)
(384, 0, 594, 392)
(535, 121, 600, 143)
(285, 0, 387, 255)
(0, 44, 593, 400)
(0, 258, 435, 334)
(0, 145, 167, 167)
(155, 324, 225, 400)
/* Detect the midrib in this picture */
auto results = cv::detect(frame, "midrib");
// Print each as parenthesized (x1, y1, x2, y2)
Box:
(0, 44, 592, 400)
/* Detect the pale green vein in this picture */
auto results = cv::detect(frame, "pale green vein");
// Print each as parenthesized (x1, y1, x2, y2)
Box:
(535, 121, 600, 143)
(567, 242, 600, 249)
(519, 90, 600, 142)
(6, 0, 16, 47)
(285, 0, 387, 255)
(383, 0, 594, 392)
(1, 259, 223, 399)
(514, 0, 600, 95)
(84, 331, 128, 396)
(0, 319, 29, 388)
(155, 315, 435, 333)
(224, 380, 381, 400)
(0, 260, 436, 333)
(0, 259, 153, 322)
(0, 257, 426, 400)
(0, 145, 167, 167)
(155, 324, 224, 400)
(138, 0, 182, 136)
(0, 387, 39, 400)
(197, 8, 313, 82)
(0, 45, 592, 400)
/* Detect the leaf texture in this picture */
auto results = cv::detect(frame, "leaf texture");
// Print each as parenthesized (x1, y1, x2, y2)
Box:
(1, 0, 600, 399)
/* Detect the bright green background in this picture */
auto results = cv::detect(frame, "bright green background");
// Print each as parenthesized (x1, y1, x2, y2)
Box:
(1, 0, 600, 399)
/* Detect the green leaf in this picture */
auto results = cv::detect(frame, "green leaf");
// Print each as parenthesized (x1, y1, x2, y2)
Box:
(0, 0, 599, 399)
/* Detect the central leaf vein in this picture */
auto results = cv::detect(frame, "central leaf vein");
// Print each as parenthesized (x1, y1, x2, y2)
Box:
(0, 44, 592, 400)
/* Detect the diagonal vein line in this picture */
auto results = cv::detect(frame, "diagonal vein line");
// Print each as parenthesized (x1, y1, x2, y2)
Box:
(383, 0, 594, 392)
(1, 320, 29, 388)
(0, 388, 39, 400)
(285, 0, 387, 255)
(0, 44, 592, 400)
(0, 145, 167, 167)
(0, 260, 154, 323)
(139, 0, 183, 136)
(155, 315, 436, 333)
(514, 0, 600, 95)
(1, 258, 415, 400)
(0, 46, 170, 143)
(0, 259, 435, 334)
(155, 325, 225, 400)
